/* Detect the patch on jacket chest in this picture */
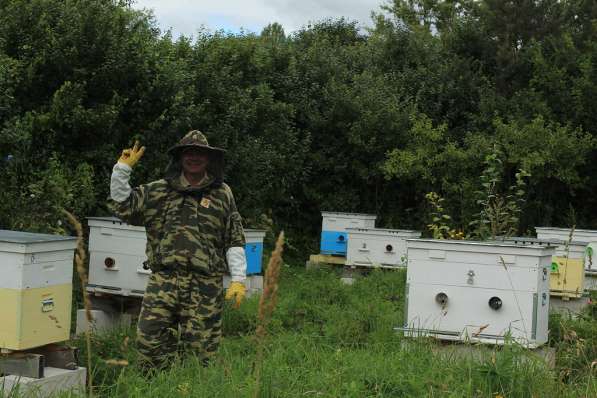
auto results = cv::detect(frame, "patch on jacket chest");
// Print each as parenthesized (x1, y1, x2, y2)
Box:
(200, 197, 211, 208)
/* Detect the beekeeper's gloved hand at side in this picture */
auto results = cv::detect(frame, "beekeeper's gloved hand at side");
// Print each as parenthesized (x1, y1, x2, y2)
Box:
(225, 282, 246, 308)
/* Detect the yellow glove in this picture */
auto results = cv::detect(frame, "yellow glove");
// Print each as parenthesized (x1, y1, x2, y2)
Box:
(118, 141, 145, 168)
(225, 282, 246, 308)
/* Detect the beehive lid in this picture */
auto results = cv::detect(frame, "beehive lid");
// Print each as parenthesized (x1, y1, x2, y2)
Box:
(536, 227, 597, 240)
(87, 216, 145, 231)
(347, 227, 420, 237)
(501, 236, 589, 246)
(245, 229, 266, 240)
(0, 229, 77, 253)
(407, 238, 556, 256)
(321, 211, 376, 219)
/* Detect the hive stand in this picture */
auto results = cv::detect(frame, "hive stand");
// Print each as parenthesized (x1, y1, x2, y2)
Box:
(75, 291, 139, 335)
(305, 253, 347, 269)
(1, 344, 85, 398)
(0, 344, 79, 379)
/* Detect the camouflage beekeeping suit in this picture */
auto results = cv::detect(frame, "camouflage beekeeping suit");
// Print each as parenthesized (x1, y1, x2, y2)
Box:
(109, 130, 246, 368)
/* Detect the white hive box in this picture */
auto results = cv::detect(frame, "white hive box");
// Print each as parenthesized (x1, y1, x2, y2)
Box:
(87, 217, 149, 297)
(87, 218, 266, 297)
(0, 230, 77, 350)
(346, 228, 421, 268)
(403, 239, 554, 348)
(320, 212, 377, 256)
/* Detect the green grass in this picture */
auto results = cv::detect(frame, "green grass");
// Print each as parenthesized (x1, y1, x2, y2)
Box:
(10, 266, 595, 397)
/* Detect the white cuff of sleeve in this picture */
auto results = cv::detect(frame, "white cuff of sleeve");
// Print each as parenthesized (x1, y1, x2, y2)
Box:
(110, 162, 133, 202)
(226, 246, 247, 282)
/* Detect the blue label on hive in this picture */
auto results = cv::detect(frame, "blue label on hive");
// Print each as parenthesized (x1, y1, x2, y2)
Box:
(320, 231, 348, 255)
(245, 242, 263, 274)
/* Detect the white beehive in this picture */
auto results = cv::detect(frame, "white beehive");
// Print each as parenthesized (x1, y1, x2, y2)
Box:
(346, 228, 421, 268)
(87, 218, 266, 297)
(0, 230, 77, 350)
(87, 217, 149, 297)
(403, 239, 554, 348)
(320, 212, 376, 256)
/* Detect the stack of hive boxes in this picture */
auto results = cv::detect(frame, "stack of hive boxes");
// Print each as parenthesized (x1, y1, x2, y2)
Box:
(0, 230, 77, 351)
(320, 212, 376, 256)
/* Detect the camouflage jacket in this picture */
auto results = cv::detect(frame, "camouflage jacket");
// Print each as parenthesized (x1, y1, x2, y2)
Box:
(109, 167, 245, 276)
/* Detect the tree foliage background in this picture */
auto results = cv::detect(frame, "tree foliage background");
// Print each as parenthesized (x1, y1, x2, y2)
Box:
(1, 0, 596, 256)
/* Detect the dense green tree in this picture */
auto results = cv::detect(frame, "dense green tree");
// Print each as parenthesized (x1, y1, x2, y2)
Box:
(1, 0, 596, 247)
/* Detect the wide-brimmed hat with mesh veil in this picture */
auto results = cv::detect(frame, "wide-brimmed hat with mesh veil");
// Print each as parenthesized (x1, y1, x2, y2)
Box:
(165, 130, 225, 183)
(167, 130, 226, 156)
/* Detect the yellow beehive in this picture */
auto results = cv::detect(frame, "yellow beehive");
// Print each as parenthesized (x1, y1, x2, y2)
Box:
(550, 256, 585, 299)
(0, 230, 76, 351)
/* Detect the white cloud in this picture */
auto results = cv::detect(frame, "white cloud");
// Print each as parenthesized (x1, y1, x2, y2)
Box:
(132, 0, 389, 37)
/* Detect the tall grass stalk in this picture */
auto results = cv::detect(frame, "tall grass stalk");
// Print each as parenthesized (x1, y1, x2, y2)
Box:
(63, 209, 94, 397)
(562, 225, 576, 290)
(253, 231, 285, 398)
(499, 256, 528, 338)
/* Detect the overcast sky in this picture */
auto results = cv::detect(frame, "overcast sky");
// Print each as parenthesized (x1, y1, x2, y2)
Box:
(132, 0, 389, 38)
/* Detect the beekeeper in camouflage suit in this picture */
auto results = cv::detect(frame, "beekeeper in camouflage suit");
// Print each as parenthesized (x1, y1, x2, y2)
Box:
(109, 130, 247, 368)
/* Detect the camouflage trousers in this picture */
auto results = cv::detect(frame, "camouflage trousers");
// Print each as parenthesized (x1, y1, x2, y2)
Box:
(136, 268, 223, 368)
